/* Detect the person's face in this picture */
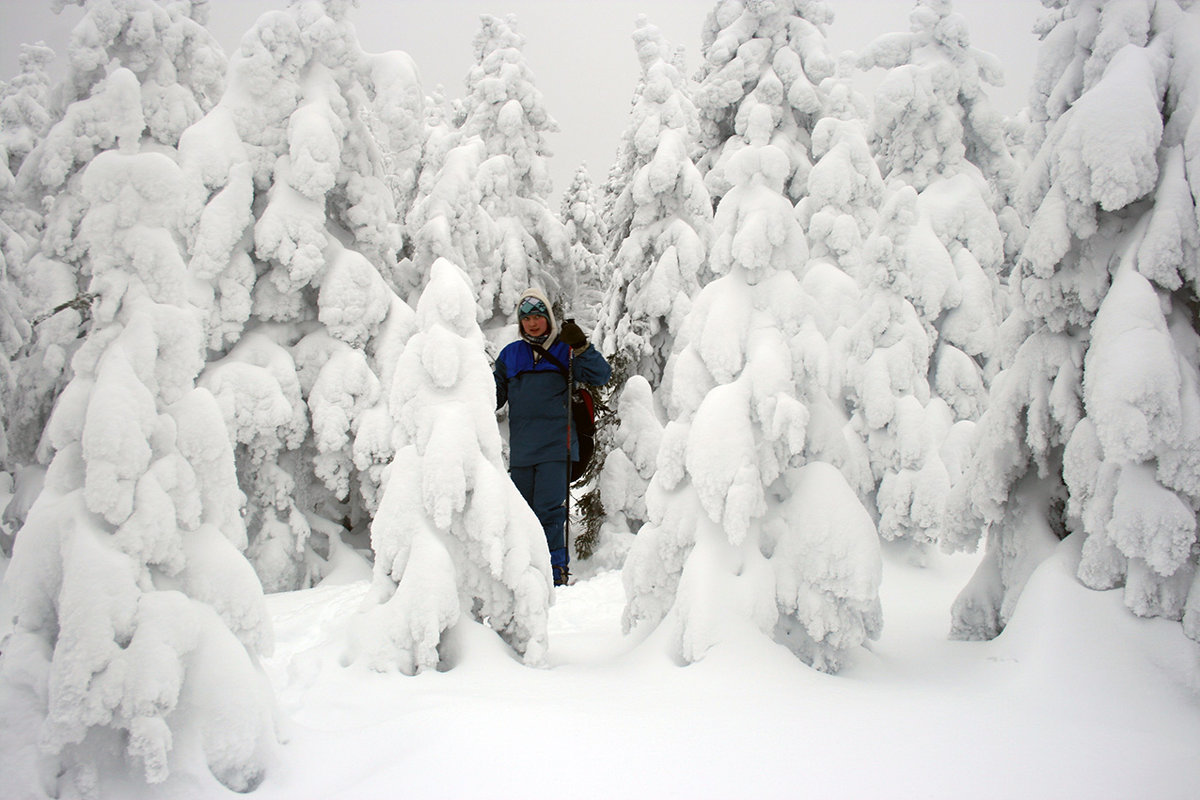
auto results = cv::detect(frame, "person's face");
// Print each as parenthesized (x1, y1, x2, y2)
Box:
(521, 315, 548, 337)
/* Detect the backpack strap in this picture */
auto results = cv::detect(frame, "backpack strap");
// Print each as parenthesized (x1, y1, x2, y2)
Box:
(530, 343, 569, 376)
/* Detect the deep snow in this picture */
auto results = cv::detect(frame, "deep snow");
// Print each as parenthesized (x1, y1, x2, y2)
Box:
(2, 493, 1198, 798)
(233, 534, 1199, 800)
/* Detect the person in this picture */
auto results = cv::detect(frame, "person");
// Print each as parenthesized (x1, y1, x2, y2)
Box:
(494, 288, 611, 586)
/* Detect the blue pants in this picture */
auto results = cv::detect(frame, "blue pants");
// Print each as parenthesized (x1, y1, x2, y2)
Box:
(510, 461, 569, 566)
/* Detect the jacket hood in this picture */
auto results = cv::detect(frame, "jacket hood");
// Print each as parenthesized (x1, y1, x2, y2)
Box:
(517, 287, 558, 347)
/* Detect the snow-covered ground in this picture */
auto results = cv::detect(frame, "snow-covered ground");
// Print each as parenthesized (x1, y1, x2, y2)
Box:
(243, 536, 1200, 800)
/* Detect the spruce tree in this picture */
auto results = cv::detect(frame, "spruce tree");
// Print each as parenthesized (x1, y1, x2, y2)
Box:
(399, 84, 469, 304)
(577, 18, 710, 566)
(790, 59, 882, 514)
(404, 15, 567, 336)
(0, 222, 25, 478)
(560, 162, 608, 331)
(593, 373, 662, 559)
(0, 143, 274, 797)
(403, 111, 496, 315)
(0, 43, 55, 476)
(1, 42, 55, 186)
(694, 0, 837, 207)
(622, 3, 882, 668)
(596, 16, 712, 389)
(7, 0, 225, 472)
(847, 0, 1013, 557)
(946, 0, 1200, 642)
(180, 0, 423, 591)
(349, 259, 551, 674)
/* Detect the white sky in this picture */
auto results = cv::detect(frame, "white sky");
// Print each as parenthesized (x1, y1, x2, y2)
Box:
(1, 0, 1044, 202)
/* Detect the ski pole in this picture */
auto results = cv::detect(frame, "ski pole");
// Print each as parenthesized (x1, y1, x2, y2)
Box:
(564, 320, 574, 565)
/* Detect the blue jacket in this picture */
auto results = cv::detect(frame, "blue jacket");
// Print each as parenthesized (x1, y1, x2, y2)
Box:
(495, 340, 611, 467)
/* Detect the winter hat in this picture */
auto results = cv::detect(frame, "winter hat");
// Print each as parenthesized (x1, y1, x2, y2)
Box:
(517, 287, 557, 347)
(518, 296, 549, 321)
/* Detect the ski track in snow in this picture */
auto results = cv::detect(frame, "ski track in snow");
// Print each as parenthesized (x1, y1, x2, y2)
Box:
(252, 547, 1200, 800)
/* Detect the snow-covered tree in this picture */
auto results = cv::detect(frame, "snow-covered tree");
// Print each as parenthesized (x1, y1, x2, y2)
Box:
(841, 0, 1013, 555)
(576, 17, 708, 570)
(560, 162, 607, 331)
(946, 0, 1200, 643)
(600, 23, 675, 233)
(0, 39, 55, 257)
(0, 227, 28, 480)
(1, 42, 55, 184)
(48, 0, 226, 145)
(556, 162, 610, 560)
(349, 258, 551, 674)
(788, 64, 882, 516)
(0, 147, 274, 796)
(856, 0, 1016, 397)
(596, 16, 712, 390)
(464, 14, 568, 327)
(622, 90, 882, 671)
(7, 0, 226, 470)
(0, 43, 55, 474)
(397, 84, 464, 303)
(858, 0, 1019, 204)
(594, 374, 663, 548)
(403, 125, 495, 315)
(407, 14, 567, 335)
(0, 219, 29, 481)
(179, 0, 423, 591)
(694, 0, 837, 208)
(795, 56, 878, 272)
(562, 163, 607, 261)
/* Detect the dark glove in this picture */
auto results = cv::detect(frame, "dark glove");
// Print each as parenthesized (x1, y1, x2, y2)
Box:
(559, 320, 587, 349)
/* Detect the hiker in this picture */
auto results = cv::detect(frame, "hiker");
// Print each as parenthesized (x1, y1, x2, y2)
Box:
(494, 288, 611, 586)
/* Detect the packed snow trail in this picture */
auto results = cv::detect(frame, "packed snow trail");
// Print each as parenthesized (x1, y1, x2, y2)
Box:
(251, 541, 1200, 800)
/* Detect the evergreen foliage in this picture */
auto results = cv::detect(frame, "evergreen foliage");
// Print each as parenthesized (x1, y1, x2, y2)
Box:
(622, 1, 882, 671)
(0, 3, 1198, 791)
(560, 162, 608, 331)
(846, 0, 1014, 558)
(694, 0, 836, 207)
(349, 259, 551, 673)
(180, 0, 422, 591)
(1, 146, 275, 798)
(403, 14, 568, 335)
(946, 0, 1200, 642)
(596, 16, 711, 390)
(585, 17, 711, 570)
(7, 0, 226, 470)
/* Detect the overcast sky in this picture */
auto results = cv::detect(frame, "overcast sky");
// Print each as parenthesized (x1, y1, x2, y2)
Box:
(2, 0, 1044, 202)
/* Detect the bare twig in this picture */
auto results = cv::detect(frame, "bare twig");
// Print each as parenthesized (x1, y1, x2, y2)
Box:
(30, 292, 95, 328)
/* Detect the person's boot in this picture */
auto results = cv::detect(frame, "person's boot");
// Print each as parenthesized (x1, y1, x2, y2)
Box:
(553, 564, 570, 587)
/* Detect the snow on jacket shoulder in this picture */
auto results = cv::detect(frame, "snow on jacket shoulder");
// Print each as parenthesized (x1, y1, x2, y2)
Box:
(494, 340, 611, 468)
